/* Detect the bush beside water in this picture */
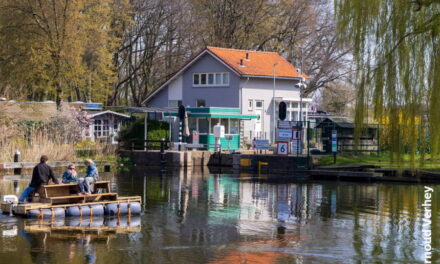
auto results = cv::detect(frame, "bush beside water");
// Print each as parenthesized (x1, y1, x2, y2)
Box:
(119, 118, 169, 144)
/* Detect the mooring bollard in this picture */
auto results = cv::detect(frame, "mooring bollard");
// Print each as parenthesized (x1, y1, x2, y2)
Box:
(13, 150, 21, 175)
(160, 138, 166, 166)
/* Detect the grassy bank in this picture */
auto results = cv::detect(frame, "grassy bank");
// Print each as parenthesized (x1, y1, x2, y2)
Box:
(316, 152, 440, 171)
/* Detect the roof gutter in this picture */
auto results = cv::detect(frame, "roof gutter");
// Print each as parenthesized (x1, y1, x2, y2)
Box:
(241, 75, 304, 80)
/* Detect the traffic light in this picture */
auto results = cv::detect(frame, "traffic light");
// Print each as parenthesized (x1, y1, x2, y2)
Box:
(278, 101, 287, 120)
(178, 105, 186, 120)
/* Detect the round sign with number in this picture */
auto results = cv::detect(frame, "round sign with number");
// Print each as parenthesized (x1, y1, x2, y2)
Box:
(277, 142, 289, 156)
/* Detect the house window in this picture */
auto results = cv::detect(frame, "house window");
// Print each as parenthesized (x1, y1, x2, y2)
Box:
(198, 118, 209, 134)
(102, 120, 109, 136)
(215, 73, 222, 84)
(291, 111, 296, 121)
(189, 118, 197, 132)
(208, 73, 214, 85)
(94, 119, 109, 137)
(255, 100, 263, 109)
(221, 119, 229, 134)
(94, 120, 102, 137)
(200, 73, 207, 85)
(193, 72, 230, 87)
(223, 73, 229, 84)
(292, 112, 299, 121)
(230, 119, 239, 134)
(168, 100, 182, 108)
(193, 74, 199, 85)
(196, 99, 206, 107)
(248, 100, 253, 111)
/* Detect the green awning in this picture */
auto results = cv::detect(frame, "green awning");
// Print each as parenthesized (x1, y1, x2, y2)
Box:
(188, 113, 258, 119)
(164, 112, 258, 119)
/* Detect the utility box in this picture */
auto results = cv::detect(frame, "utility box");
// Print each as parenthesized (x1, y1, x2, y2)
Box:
(213, 124, 225, 138)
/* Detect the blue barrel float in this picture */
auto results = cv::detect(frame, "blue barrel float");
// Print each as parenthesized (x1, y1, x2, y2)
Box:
(104, 202, 141, 216)
(26, 208, 65, 218)
(27, 202, 141, 218)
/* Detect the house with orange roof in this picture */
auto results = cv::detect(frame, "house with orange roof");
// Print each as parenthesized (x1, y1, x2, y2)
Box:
(142, 46, 312, 148)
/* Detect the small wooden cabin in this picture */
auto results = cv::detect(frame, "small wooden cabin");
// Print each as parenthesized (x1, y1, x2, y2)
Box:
(316, 117, 379, 153)
(83, 110, 130, 144)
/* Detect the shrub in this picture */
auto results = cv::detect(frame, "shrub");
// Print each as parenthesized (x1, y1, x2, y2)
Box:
(119, 118, 169, 142)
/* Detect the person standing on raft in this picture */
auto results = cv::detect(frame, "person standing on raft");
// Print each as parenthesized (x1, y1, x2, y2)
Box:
(19, 155, 59, 203)
(78, 159, 99, 195)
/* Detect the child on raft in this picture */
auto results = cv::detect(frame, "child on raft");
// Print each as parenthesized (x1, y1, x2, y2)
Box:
(78, 159, 99, 195)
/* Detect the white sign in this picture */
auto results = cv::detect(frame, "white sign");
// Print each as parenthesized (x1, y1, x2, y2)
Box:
(278, 120, 300, 129)
(277, 142, 289, 156)
(278, 129, 292, 139)
(278, 121, 291, 129)
(331, 130, 337, 152)
(291, 140, 302, 154)
(254, 139, 270, 150)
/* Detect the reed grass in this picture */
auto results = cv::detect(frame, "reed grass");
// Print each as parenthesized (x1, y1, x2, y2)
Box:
(0, 123, 116, 163)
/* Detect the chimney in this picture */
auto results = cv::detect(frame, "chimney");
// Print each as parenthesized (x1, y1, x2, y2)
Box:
(240, 59, 244, 66)
(245, 53, 249, 60)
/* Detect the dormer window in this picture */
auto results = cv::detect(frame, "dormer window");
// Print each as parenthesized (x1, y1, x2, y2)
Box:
(193, 72, 229, 86)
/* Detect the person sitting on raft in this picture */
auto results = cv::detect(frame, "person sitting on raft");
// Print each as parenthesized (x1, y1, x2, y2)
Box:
(62, 164, 78, 183)
(78, 159, 99, 195)
(19, 155, 59, 203)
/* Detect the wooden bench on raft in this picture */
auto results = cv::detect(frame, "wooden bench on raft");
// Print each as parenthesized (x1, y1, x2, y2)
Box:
(35, 181, 117, 205)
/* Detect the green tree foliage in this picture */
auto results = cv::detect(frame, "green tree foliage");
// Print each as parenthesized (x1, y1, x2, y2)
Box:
(334, 0, 440, 167)
(111, 0, 350, 105)
(0, 0, 130, 106)
(0, 0, 348, 107)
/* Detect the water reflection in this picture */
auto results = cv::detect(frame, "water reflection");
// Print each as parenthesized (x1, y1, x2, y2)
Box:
(0, 168, 438, 263)
(16, 216, 142, 264)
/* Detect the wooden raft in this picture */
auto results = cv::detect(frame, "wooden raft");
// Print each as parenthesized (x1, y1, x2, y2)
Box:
(6, 181, 141, 215)
(24, 224, 141, 235)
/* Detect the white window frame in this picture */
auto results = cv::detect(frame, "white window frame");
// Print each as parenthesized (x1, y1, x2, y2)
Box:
(94, 119, 110, 138)
(193, 72, 230, 87)
(94, 119, 102, 137)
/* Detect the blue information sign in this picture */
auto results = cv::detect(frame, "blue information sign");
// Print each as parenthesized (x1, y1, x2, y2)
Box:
(331, 130, 337, 152)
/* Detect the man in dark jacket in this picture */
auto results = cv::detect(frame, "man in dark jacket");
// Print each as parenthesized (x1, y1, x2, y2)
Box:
(19, 155, 59, 203)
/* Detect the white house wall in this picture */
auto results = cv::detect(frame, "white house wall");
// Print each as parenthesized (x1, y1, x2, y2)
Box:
(240, 78, 301, 141)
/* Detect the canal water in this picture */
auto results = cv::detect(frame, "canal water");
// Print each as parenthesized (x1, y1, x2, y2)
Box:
(0, 167, 438, 264)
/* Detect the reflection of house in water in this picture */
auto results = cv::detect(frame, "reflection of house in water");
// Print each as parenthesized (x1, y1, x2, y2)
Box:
(174, 172, 242, 245)
(237, 181, 321, 236)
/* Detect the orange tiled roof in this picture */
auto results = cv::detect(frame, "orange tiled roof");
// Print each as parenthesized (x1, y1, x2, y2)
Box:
(206, 46, 307, 78)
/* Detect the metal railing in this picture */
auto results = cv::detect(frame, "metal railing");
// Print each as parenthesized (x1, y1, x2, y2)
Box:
(118, 139, 170, 151)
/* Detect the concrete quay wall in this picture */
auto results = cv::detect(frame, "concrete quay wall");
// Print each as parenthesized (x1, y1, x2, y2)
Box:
(118, 150, 310, 175)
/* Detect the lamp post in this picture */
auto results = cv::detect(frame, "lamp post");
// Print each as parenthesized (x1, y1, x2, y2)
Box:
(272, 62, 278, 143)
(296, 48, 306, 156)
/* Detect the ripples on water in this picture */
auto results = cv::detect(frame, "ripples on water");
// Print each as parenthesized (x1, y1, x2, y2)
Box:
(0, 168, 438, 264)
